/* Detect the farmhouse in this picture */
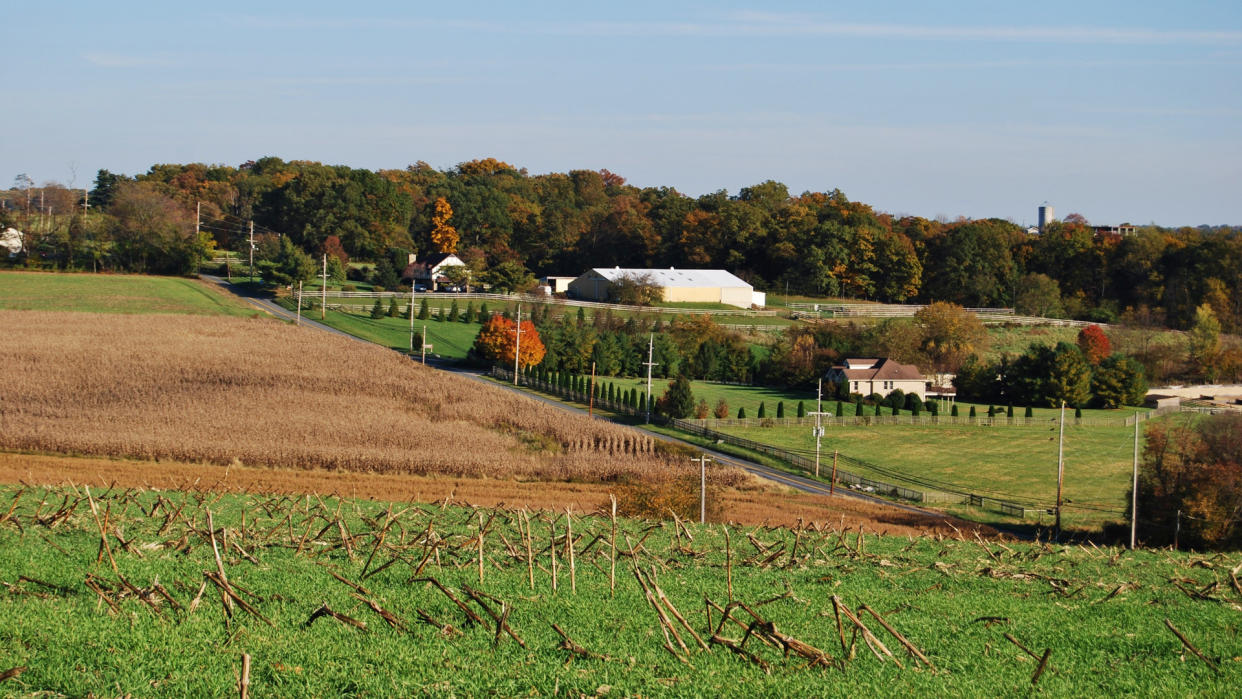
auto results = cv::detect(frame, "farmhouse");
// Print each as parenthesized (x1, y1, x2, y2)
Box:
(826, 358, 928, 400)
(568, 267, 765, 309)
(402, 253, 466, 291)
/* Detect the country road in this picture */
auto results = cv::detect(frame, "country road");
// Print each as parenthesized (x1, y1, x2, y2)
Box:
(202, 274, 945, 518)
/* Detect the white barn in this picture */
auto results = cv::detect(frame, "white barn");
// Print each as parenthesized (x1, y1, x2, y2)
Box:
(568, 267, 764, 309)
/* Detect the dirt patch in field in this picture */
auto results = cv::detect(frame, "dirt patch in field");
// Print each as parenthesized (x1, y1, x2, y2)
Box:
(0, 452, 995, 537)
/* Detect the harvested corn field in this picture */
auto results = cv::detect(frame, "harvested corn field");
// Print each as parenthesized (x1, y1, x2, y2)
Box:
(0, 311, 732, 485)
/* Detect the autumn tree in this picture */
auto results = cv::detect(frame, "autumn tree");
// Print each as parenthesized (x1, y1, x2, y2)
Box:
(913, 302, 988, 373)
(1076, 324, 1112, 365)
(1188, 303, 1222, 381)
(471, 315, 546, 369)
(1135, 413, 1242, 549)
(430, 197, 459, 253)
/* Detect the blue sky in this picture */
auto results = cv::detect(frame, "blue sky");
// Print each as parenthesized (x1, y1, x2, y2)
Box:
(4, 1, 1240, 226)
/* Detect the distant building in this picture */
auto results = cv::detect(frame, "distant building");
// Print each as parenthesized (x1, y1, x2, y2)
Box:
(568, 267, 765, 309)
(825, 358, 927, 400)
(402, 253, 466, 291)
(1038, 204, 1055, 233)
(1092, 224, 1137, 237)
(541, 276, 576, 294)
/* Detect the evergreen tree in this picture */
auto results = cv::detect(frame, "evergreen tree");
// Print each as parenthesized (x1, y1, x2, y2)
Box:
(737, 406, 746, 419)
(370, 298, 385, 319)
(777, 401, 785, 418)
(951, 404, 959, 416)
(912, 402, 921, 417)
(463, 302, 475, 323)
(418, 298, 429, 320)
(797, 401, 806, 418)
(449, 299, 460, 322)
(1007, 404, 1014, 418)
(835, 400, 844, 417)
(758, 402, 766, 418)
(387, 297, 400, 317)
(969, 405, 977, 418)
(479, 302, 489, 320)
(1025, 405, 1034, 418)
(891, 404, 900, 416)
(657, 375, 695, 419)
(403, 300, 413, 320)
(1075, 406, 1083, 419)
(928, 401, 938, 416)
(855, 402, 864, 416)
(874, 403, 882, 416)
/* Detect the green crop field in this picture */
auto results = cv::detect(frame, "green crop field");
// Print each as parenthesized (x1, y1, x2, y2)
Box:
(0, 485, 1237, 696)
(0, 271, 254, 316)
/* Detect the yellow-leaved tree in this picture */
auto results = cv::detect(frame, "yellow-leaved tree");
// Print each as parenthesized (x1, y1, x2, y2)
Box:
(430, 197, 459, 253)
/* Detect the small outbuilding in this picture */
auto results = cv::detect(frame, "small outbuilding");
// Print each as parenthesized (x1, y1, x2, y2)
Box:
(568, 267, 762, 308)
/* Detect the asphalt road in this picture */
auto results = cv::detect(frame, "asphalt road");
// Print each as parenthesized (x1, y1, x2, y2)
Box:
(201, 275, 943, 517)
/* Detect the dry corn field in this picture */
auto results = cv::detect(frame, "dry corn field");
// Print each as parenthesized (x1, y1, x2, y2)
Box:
(0, 310, 742, 486)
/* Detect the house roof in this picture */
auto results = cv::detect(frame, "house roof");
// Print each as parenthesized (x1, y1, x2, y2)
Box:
(403, 253, 463, 279)
(583, 267, 751, 289)
(831, 358, 925, 382)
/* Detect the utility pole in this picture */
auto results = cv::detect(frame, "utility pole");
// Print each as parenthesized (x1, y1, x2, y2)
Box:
(248, 221, 255, 282)
(295, 281, 303, 325)
(1131, 415, 1140, 550)
(589, 362, 597, 417)
(512, 304, 522, 385)
(642, 334, 659, 423)
(322, 254, 328, 320)
(692, 454, 712, 524)
(807, 379, 831, 479)
(195, 201, 201, 238)
(421, 325, 427, 364)
(1055, 401, 1066, 539)
(82, 190, 89, 215)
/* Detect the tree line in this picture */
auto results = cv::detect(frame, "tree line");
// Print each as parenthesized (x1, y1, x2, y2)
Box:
(5, 158, 1240, 332)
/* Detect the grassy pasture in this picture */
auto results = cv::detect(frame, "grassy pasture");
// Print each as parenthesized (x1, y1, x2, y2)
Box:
(0, 485, 1237, 696)
(0, 270, 253, 316)
(719, 421, 1143, 526)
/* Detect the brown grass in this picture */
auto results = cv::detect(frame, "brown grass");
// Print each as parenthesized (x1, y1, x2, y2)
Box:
(0, 310, 744, 487)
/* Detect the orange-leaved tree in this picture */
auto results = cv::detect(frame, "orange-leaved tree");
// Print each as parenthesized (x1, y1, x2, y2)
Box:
(430, 197, 459, 253)
(1076, 324, 1111, 365)
(472, 315, 545, 369)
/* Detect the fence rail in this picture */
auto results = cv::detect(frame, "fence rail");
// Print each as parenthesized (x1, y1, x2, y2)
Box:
(312, 290, 778, 317)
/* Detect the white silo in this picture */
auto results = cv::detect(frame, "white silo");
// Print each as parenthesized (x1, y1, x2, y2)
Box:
(1038, 203, 1055, 232)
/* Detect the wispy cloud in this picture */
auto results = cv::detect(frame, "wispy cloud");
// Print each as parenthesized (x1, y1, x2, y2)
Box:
(83, 52, 178, 68)
(227, 12, 1242, 46)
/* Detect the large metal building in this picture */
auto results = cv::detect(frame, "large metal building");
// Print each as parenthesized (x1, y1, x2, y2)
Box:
(568, 267, 763, 309)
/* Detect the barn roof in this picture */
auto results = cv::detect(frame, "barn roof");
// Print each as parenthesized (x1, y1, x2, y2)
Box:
(586, 267, 751, 289)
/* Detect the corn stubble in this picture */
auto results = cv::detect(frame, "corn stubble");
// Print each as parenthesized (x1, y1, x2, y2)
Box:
(0, 311, 738, 486)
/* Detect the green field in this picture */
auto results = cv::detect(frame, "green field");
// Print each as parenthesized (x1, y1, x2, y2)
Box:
(0, 271, 254, 316)
(720, 420, 1142, 524)
(0, 485, 1236, 696)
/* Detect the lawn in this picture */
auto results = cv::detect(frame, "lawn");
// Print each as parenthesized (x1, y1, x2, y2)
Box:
(719, 420, 1145, 526)
(0, 270, 254, 316)
(0, 485, 1236, 696)
(300, 307, 484, 359)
